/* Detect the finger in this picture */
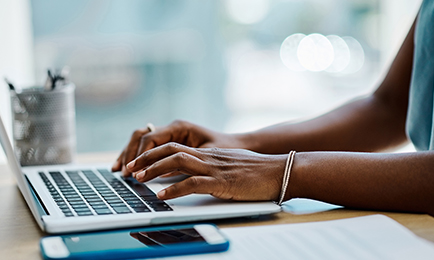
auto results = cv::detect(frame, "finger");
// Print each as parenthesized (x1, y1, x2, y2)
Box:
(121, 129, 149, 175)
(135, 151, 208, 182)
(136, 132, 163, 159)
(160, 171, 183, 178)
(127, 142, 201, 173)
(135, 121, 191, 156)
(111, 150, 124, 172)
(157, 176, 216, 200)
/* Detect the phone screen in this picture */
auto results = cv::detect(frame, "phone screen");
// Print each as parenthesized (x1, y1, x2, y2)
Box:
(64, 228, 206, 253)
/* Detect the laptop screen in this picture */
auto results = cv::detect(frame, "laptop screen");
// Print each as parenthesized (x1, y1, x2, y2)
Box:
(0, 114, 17, 170)
(0, 119, 9, 164)
(0, 113, 44, 228)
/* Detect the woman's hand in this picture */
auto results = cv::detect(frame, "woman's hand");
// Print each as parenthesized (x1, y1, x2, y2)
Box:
(126, 142, 287, 201)
(112, 120, 247, 177)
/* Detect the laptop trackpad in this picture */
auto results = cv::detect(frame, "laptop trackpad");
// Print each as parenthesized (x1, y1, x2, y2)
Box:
(146, 182, 228, 208)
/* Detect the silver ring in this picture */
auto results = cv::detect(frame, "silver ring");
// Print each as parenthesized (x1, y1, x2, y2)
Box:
(146, 123, 156, 133)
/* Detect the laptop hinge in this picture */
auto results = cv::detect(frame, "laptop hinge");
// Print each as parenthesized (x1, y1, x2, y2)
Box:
(25, 175, 49, 216)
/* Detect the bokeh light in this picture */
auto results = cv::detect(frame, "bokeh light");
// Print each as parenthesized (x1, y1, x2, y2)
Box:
(280, 33, 306, 72)
(325, 35, 350, 73)
(280, 33, 365, 74)
(341, 36, 365, 74)
(297, 34, 334, 72)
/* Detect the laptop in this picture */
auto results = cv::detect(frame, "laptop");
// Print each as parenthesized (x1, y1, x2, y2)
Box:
(0, 114, 280, 234)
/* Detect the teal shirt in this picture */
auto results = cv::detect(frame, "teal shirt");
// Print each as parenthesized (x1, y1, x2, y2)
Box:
(406, 0, 434, 151)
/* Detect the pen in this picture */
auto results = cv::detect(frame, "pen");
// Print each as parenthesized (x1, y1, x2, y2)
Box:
(4, 77, 16, 91)
(44, 69, 53, 91)
(45, 67, 69, 91)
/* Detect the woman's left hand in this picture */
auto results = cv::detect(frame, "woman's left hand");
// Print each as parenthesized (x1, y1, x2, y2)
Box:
(126, 142, 287, 201)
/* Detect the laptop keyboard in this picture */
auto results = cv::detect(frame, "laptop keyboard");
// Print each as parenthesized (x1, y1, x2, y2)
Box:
(39, 169, 172, 217)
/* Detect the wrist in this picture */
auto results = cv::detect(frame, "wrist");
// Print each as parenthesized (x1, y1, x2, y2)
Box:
(233, 132, 262, 151)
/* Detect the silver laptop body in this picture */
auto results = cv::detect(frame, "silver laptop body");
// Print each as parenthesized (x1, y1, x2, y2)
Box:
(0, 114, 280, 234)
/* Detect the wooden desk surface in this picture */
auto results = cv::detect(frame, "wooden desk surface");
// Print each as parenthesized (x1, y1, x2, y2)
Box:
(1, 152, 434, 259)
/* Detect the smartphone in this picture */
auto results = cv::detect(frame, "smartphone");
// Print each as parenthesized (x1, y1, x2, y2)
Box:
(40, 224, 229, 260)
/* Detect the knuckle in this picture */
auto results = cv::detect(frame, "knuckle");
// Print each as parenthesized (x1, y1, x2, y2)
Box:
(209, 147, 220, 156)
(188, 176, 200, 188)
(140, 134, 151, 143)
(167, 142, 180, 152)
(137, 151, 146, 160)
(171, 119, 186, 127)
(171, 120, 192, 131)
(175, 152, 189, 163)
(132, 129, 144, 138)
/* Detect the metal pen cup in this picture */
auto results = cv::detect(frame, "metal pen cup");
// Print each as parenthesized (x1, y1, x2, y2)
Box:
(10, 83, 76, 166)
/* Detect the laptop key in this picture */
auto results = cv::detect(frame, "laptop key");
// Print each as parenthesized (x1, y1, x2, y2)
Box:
(86, 199, 102, 203)
(100, 192, 116, 197)
(65, 194, 81, 199)
(77, 186, 92, 190)
(61, 207, 72, 212)
(105, 198, 122, 202)
(122, 178, 155, 197)
(125, 200, 144, 206)
(118, 193, 136, 198)
(95, 208, 113, 215)
(115, 188, 130, 192)
(147, 202, 173, 211)
(123, 197, 141, 202)
(133, 206, 151, 213)
(141, 195, 160, 202)
(104, 196, 121, 200)
(61, 190, 77, 194)
(81, 193, 98, 198)
(68, 200, 85, 206)
(86, 196, 102, 200)
(66, 198, 84, 203)
(113, 207, 131, 214)
(129, 203, 146, 209)
(78, 188, 94, 192)
(102, 195, 119, 200)
(72, 205, 89, 210)
(91, 204, 109, 209)
(153, 206, 173, 211)
(108, 203, 127, 208)
(76, 211, 93, 216)
(89, 201, 107, 206)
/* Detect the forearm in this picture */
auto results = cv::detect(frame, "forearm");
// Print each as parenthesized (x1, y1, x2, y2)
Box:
(238, 95, 408, 154)
(288, 151, 434, 215)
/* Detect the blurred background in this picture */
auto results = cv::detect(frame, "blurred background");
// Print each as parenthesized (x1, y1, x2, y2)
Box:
(0, 0, 422, 161)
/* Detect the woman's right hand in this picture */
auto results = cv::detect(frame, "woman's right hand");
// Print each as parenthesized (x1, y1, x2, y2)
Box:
(112, 120, 247, 177)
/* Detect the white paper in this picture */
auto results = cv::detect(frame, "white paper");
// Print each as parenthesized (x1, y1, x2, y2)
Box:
(281, 198, 342, 214)
(153, 215, 434, 260)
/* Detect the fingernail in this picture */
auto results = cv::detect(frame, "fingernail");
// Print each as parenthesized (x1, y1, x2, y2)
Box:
(136, 171, 146, 180)
(157, 189, 166, 199)
(127, 160, 136, 169)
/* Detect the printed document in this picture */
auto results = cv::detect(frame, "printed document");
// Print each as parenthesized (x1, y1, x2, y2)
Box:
(155, 214, 434, 260)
